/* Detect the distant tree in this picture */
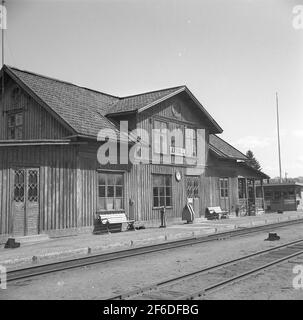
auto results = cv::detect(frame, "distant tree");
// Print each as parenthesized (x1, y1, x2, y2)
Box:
(246, 150, 262, 171)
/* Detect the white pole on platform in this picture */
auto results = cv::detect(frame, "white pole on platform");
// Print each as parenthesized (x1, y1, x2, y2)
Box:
(276, 92, 282, 183)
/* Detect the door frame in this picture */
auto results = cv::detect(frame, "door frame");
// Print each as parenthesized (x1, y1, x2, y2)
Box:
(10, 166, 40, 236)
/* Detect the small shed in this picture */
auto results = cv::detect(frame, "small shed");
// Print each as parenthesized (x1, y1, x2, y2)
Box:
(257, 183, 303, 212)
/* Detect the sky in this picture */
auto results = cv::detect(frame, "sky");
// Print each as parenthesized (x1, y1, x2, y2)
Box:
(2, 0, 303, 178)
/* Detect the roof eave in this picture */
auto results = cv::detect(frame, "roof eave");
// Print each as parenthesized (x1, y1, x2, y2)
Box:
(209, 144, 247, 161)
(106, 110, 137, 117)
(211, 134, 248, 160)
(137, 87, 186, 113)
(238, 162, 270, 179)
(183, 87, 223, 134)
(136, 86, 223, 134)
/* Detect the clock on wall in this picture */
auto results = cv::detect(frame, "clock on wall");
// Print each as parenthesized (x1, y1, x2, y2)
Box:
(175, 171, 182, 182)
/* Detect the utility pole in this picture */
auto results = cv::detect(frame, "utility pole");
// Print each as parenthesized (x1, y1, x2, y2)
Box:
(276, 92, 282, 183)
(1, 0, 5, 96)
(1, 0, 4, 66)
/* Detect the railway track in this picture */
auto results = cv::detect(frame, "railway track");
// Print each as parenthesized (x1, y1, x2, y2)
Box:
(108, 238, 303, 300)
(6, 217, 303, 284)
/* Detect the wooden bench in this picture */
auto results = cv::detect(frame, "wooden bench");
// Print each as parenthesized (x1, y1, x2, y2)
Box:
(205, 206, 229, 220)
(93, 213, 135, 234)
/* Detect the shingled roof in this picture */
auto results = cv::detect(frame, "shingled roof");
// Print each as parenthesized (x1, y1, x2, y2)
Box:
(107, 86, 185, 114)
(3, 65, 222, 138)
(209, 134, 247, 160)
(5, 66, 121, 138)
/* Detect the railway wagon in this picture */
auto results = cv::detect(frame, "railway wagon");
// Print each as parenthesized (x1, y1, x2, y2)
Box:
(258, 183, 303, 213)
(0, 65, 268, 241)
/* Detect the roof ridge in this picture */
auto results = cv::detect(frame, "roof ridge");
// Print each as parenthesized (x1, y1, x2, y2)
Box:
(5, 65, 120, 99)
(119, 85, 186, 100)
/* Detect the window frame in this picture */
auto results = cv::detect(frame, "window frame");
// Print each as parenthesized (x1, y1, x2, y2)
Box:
(185, 127, 197, 158)
(186, 176, 200, 198)
(153, 119, 169, 155)
(152, 174, 172, 209)
(7, 111, 24, 140)
(97, 171, 125, 212)
(219, 178, 229, 199)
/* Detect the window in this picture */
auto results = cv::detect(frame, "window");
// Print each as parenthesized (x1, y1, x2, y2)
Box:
(238, 178, 246, 199)
(172, 124, 185, 149)
(97, 172, 124, 211)
(265, 191, 273, 199)
(274, 191, 281, 200)
(292, 190, 299, 198)
(256, 187, 263, 198)
(153, 120, 168, 154)
(282, 191, 289, 199)
(28, 170, 38, 202)
(219, 178, 229, 198)
(8, 112, 23, 139)
(185, 128, 197, 157)
(153, 174, 172, 207)
(12, 87, 21, 107)
(14, 169, 25, 202)
(186, 176, 199, 198)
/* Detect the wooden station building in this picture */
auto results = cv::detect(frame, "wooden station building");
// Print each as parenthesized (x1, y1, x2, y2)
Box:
(0, 65, 269, 240)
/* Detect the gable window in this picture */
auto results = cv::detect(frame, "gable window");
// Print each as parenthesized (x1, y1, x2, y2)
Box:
(8, 112, 23, 140)
(12, 87, 22, 108)
(97, 172, 124, 211)
(153, 174, 172, 208)
(171, 124, 185, 149)
(219, 178, 229, 198)
(185, 128, 197, 157)
(153, 120, 168, 154)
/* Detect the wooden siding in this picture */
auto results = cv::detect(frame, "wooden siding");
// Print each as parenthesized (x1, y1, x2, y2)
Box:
(204, 153, 239, 214)
(0, 76, 71, 140)
(137, 93, 209, 155)
(77, 143, 191, 226)
(0, 145, 93, 237)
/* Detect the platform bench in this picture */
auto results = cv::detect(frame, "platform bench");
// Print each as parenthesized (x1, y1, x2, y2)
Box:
(205, 206, 229, 220)
(93, 213, 135, 234)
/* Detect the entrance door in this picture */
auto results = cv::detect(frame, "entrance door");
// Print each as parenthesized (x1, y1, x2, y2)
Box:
(219, 178, 229, 212)
(186, 176, 200, 216)
(12, 168, 39, 236)
(247, 178, 256, 215)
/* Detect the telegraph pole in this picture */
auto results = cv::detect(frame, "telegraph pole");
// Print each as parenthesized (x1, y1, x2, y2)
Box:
(276, 92, 282, 183)
(1, 0, 4, 66)
(1, 0, 5, 96)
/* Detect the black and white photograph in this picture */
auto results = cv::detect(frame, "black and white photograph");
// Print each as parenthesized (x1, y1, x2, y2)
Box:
(0, 0, 303, 311)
